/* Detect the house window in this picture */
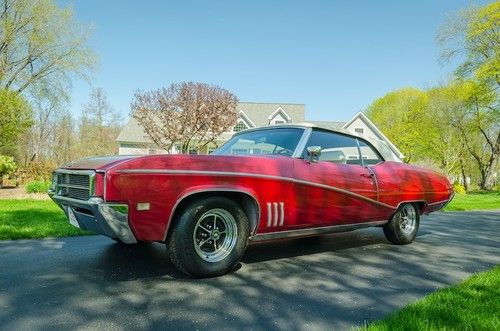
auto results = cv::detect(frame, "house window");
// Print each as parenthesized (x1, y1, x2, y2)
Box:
(120, 143, 140, 148)
(148, 148, 157, 155)
(354, 127, 364, 134)
(233, 121, 249, 132)
(188, 148, 199, 155)
(274, 120, 286, 125)
(231, 148, 249, 155)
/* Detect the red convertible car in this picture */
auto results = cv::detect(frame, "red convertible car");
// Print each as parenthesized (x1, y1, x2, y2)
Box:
(49, 124, 454, 277)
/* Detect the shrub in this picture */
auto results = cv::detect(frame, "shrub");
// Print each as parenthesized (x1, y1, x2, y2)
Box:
(453, 183, 466, 194)
(21, 160, 57, 182)
(25, 180, 51, 193)
(0, 155, 17, 176)
(0, 155, 17, 188)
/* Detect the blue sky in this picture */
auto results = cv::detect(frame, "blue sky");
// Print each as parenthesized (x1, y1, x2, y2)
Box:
(66, 0, 490, 122)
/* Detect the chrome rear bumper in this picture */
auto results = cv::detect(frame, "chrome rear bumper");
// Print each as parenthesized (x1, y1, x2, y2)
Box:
(48, 189, 137, 244)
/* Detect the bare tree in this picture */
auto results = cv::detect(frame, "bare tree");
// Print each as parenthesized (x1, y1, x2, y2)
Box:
(78, 88, 122, 156)
(20, 79, 70, 162)
(131, 82, 238, 153)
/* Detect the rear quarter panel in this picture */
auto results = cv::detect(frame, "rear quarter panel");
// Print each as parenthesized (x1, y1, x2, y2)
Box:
(371, 161, 453, 210)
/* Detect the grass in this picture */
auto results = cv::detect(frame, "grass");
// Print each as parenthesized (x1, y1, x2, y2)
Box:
(1, 190, 498, 240)
(0, 199, 91, 240)
(364, 266, 500, 330)
(444, 190, 500, 211)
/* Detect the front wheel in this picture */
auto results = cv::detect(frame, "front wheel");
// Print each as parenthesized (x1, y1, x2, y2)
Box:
(383, 203, 420, 245)
(167, 197, 249, 277)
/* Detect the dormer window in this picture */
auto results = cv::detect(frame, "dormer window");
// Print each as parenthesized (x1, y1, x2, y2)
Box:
(233, 121, 249, 132)
(268, 106, 292, 125)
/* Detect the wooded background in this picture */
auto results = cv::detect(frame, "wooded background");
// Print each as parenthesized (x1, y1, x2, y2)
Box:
(0, 0, 498, 191)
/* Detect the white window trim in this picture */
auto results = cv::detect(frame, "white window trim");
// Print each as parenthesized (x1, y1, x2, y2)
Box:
(238, 110, 256, 127)
(268, 106, 292, 123)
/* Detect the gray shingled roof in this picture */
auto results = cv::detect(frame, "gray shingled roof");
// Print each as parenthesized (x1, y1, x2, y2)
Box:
(236, 102, 305, 127)
(116, 116, 153, 144)
(117, 102, 308, 143)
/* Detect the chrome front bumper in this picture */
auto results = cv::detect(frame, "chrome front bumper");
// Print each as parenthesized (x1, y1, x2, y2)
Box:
(48, 190, 137, 244)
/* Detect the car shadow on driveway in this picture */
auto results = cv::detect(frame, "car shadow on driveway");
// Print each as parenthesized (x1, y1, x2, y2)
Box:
(90, 229, 390, 281)
(0, 211, 498, 330)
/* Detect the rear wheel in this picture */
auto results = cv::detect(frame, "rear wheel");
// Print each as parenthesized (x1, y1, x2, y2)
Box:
(383, 203, 420, 245)
(168, 197, 249, 277)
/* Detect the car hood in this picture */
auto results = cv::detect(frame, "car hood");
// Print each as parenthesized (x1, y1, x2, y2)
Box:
(61, 155, 140, 171)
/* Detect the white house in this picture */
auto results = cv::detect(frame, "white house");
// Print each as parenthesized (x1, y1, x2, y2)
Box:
(116, 102, 404, 160)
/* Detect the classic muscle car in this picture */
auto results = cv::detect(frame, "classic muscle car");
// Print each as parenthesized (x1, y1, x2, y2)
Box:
(49, 124, 454, 277)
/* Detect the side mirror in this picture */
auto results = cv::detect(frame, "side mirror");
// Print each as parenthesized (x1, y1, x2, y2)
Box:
(306, 146, 321, 163)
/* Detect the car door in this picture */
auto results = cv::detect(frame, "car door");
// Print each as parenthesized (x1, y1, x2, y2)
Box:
(291, 129, 388, 227)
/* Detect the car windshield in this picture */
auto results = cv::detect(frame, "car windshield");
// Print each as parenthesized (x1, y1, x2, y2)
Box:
(212, 128, 304, 157)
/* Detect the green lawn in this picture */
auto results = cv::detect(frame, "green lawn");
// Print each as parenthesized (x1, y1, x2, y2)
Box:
(365, 266, 500, 330)
(0, 199, 91, 240)
(444, 191, 500, 211)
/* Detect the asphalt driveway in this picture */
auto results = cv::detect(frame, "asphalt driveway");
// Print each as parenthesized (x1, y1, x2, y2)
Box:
(0, 210, 498, 330)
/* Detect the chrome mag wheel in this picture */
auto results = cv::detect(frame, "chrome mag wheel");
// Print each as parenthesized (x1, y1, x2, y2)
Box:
(399, 204, 417, 235)
(193, 208, 238, 263)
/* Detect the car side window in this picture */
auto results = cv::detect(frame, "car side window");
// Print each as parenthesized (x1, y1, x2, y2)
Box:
(303, 130, 362, 165)
(358, 140, 383, 165)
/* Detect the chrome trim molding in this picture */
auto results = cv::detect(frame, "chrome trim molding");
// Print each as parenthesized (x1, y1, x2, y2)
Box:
(49, 193, 137, 244)
(162, 188, 261, 242)
(251, 220, 388, 241)
(273, 202, 278, 226)
(279, 202, 285, 226)
(266, 203, 272, 227)
(395, 200, 427, 211)
(98, 204, 136, 244)
(53, 169, 96, 198)
(292, 127, 313, 158)
(427, 196, 453, 207)
(118, 169, 397, 210)
(265, 201, 285, 227)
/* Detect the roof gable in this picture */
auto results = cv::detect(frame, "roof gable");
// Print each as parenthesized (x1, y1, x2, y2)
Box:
(342, 111, 405, 159)
(268, 106, 292, 121)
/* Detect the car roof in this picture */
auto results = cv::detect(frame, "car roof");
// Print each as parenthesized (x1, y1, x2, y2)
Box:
(233, 123, 402, 162)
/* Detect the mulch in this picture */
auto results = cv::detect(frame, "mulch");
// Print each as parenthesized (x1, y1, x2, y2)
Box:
(0, 186, 50, 200)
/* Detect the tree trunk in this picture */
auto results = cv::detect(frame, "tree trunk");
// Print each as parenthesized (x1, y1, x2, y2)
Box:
(481, 153, 498, 190)
(459, 158, 469, 191)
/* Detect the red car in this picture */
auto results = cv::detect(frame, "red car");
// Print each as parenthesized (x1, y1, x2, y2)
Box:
(49, 125, 454, 277)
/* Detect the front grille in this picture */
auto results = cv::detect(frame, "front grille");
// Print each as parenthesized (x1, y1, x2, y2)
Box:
(55, 171, 93, 200)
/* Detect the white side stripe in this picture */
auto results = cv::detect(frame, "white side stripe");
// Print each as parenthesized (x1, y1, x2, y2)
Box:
(266, 203, 272, 227)
(273, 202, 279, 227)
(279, 202, 284, 226)
(266, 201, 285, 227)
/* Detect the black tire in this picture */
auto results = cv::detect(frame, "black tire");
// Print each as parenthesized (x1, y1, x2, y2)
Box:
(167, 197, 250, 278)
(383, 203, 420, 245)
